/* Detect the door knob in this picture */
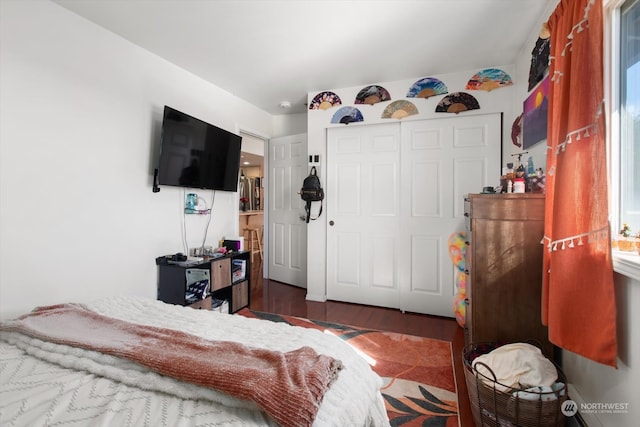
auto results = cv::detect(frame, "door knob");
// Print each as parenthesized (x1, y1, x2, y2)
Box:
(329, 220, 335, 226)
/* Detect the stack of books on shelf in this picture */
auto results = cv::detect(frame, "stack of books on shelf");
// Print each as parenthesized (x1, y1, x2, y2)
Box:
(232, 259, 246, 282)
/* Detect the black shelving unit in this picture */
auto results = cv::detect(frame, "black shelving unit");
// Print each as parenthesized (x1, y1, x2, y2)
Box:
(156, 251, 250, 313)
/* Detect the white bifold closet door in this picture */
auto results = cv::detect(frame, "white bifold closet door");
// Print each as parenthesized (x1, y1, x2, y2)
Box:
(326, 113, 501, 317)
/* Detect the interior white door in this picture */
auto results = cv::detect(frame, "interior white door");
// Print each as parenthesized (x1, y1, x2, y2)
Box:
(326, 123, 402, 308)
(326, 114, 501, 316)
(268, 134, 308, 288)
(398, 114, 501, 316)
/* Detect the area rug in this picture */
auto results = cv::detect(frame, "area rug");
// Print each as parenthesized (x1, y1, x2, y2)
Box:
(236, 309, 459, 427)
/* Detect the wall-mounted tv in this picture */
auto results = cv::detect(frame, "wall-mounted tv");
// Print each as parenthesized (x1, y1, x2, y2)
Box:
(156, 106, 242, 192)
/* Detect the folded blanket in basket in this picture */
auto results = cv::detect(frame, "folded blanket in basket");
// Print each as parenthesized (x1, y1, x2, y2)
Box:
(472, 342, 557, 392)
(513, 382, 566, 401)
(0, 303, 343, 427)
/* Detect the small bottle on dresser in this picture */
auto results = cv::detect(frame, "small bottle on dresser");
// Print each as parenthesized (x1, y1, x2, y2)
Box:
(514, 178, 526, 193)
(506, 163, 515, 182)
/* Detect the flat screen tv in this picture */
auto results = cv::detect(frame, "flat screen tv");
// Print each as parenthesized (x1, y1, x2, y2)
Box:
(156, 106, 242, 192)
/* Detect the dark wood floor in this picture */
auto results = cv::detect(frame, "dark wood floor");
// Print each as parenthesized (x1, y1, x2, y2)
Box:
(247, 262, 472, 426)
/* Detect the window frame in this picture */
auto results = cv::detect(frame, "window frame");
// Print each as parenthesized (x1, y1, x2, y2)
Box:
(605, 0, 640, 280)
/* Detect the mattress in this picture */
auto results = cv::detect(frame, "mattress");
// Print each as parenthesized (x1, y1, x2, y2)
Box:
(0, 296, 389, 426)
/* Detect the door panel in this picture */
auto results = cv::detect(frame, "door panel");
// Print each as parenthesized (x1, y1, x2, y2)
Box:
(411, 160, 442, 217)
(371, 235, 397, 288)
(336, 232, 360, 285)
(410, 235, 441, 294)
(336, 163, 361, 215)
(400, 114, 500, 316)
(454, 158, 487, 217)
(268, 134, 307, 287)
(327, 124, 401, 308)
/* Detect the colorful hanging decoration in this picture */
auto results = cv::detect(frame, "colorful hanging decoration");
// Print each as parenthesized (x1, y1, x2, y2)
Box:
(466, 68, 513, 91)
(435, 92, 480, 114)
(381, 100, 419, 119)
(354, 85, 391, 105)
(448, 232, 468, 328)
(406, 77, 448, 99)
(309, 91, 342, 110)
(331, 106, 364, 124)
(511, 113, 523, 148)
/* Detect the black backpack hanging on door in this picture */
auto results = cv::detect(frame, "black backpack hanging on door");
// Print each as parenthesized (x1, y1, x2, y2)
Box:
(300, 166, 324, 223)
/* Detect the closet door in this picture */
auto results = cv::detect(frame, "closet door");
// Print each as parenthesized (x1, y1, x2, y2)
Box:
(326, 114, 501, 317)
(326, 123, 402, 308)
(398, 114, 501, 316)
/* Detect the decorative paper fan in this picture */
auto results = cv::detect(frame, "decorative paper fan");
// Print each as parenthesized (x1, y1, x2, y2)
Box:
(435, 92, 480, 114)
(381, 100, 419, 119)
(331, 106, 364, 124)
(309, 91, 342, 110)
(511, 113, 523, 147)
(354, 85, 391, 105)
(406, 77, 448, 99)
(466, 68, 513, 91)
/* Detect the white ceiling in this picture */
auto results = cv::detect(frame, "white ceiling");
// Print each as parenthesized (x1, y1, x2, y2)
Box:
(53, 0, 554, 115)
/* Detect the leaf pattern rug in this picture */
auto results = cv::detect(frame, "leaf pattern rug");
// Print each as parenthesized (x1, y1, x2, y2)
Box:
(236, 309, 459, 427)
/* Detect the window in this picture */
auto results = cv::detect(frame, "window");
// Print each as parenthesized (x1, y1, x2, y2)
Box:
(608, 0, 640, 279)
(619, 0, 640, 232)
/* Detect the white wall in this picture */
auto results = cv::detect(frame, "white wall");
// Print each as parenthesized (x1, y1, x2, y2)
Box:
(0, 0, 273, 319)
(305, 67, 517, 301)
(273, 113, 307, 138)
(562, 273, 639, 426)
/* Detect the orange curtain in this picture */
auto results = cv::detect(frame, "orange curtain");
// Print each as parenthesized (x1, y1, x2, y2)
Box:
(543, 0, 617, 367)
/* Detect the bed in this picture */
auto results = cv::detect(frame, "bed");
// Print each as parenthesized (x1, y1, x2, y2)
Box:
(0, 296, 389, 426)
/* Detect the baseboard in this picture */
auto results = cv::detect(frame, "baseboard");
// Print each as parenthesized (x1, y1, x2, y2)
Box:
(305, 293, 327, 302)
(567, 383, 602, 427)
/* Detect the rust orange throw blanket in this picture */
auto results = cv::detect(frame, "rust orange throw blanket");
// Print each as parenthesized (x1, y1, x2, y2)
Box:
(0, 303, 343, 427)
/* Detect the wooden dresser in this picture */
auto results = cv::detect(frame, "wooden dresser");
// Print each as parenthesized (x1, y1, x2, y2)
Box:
(464, 193, 553, 358)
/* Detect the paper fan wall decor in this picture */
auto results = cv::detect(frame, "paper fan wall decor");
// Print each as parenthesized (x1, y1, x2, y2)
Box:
(354, 85, 391, 105)
(331, 107, 364, 124)
(406, 77, 448, 99)
(466, 68, 513, 91)
(435, 92, 480, 114)
(309, 91, 342, 110)
(381, 100, 419, 119)
(511, 113, 523, 147)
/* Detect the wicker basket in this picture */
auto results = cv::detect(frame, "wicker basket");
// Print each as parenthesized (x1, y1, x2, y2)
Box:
(463, 342, 568, 427)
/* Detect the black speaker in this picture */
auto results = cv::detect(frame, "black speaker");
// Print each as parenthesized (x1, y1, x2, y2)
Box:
(171, 252, 187, 262)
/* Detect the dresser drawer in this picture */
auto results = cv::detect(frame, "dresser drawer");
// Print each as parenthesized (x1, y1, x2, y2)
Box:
(211, 258, 232, 290)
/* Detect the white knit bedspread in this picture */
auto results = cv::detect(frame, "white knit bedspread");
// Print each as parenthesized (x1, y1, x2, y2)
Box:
(0, 296, 389, 427)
